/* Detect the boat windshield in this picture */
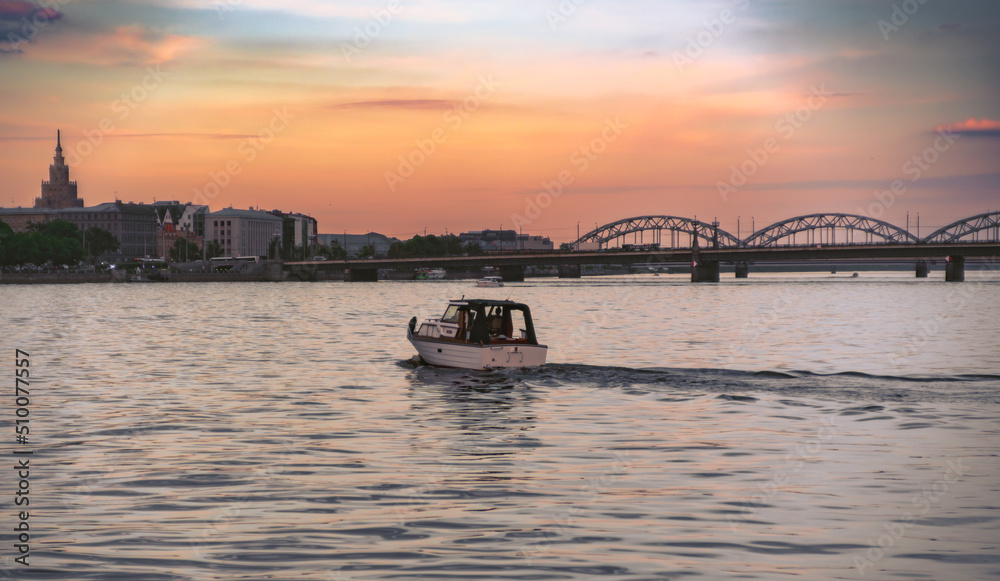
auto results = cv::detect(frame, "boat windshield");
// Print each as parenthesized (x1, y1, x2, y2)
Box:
(441, 304, 462, 323)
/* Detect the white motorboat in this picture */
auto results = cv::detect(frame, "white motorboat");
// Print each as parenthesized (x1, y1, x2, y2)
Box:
(476, 275, 503, 287)
(407, 299, 547, 370)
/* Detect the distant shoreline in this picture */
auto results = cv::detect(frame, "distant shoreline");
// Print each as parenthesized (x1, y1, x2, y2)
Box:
(0, 261, 947, 285)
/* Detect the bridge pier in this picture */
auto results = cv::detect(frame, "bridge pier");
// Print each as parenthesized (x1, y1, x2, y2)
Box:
(734, 262, 749, 278)
(348, 268, 379, 282)
(287, 265, 317, 282)
(691, 260, 720, 283)
(558, 264, 581, 278)
(499, 265, 525, 282)
(945, 256, 965, 282)
(915, 261, 929, 278)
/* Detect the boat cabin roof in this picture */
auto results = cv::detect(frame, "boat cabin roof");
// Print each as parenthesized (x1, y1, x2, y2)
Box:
(449, 299, 528, 309)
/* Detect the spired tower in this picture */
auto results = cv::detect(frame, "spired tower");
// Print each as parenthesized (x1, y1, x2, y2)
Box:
(34, 130, 84, 209)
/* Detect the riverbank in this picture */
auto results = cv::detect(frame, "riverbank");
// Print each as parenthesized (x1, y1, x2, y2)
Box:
(0, 272, 277, 284)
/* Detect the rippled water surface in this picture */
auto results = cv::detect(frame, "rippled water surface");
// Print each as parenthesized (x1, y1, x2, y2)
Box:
(4, 272, 1000, 580)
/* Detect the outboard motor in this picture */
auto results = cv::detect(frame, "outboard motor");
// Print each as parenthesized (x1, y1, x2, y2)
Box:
(407, 316, 417, 337)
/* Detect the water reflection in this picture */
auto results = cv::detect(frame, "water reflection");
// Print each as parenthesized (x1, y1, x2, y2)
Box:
(404, 364, 541, 462)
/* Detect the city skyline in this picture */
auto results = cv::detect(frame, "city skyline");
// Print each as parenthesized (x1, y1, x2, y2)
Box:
(1, 0, 999, 242)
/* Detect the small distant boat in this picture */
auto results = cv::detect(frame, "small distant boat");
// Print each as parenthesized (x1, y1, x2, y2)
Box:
(476, 275, 503, 287)
(415, 268, 446, 280)
(407, 299, 547, 370)
(851, 272, 859, 278)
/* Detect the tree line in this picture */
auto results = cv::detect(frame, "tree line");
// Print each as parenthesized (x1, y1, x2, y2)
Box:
(386, 234, 483, 258)
(0, 219, 119, 267)
(1, 221, 490, 267)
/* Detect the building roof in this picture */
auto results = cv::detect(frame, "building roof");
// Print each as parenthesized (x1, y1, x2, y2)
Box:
(0, 207, 53, 215)
(208, 207, 283, 221)
(57, 202, 156, 214)
(153, 204, 184, 224)
(2, 201, 155, 216)
(318, 232, 398, 245)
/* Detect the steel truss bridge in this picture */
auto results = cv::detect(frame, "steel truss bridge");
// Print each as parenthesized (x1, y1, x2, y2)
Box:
(285, 212, 999, 282)
(574, 212, 1000, 249)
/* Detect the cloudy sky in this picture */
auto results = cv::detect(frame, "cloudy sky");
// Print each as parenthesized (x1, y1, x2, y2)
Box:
(1, 0, 998, 241)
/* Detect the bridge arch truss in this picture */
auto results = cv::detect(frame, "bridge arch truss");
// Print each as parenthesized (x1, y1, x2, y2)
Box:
(922, 211, 1000, 244)
(742, 213, 919, 247)
(575, 215, 741, 249)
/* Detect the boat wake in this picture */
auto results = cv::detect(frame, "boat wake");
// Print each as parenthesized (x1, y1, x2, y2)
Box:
(398, 359, 1000, 404)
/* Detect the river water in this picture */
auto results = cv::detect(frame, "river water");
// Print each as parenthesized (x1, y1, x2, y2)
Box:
(4, 270, 999, 580)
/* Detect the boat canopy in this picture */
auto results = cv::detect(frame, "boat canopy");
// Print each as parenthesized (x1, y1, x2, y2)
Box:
(443, 299, 540, 345)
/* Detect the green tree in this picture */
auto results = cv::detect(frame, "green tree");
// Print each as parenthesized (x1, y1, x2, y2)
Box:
(169, 238, 200, 262)
(83, 227, 120, 261)
(315, 241, 346, 260)
(358, 244, 376, 259)
(0, 221, 13, 266)
(387, 234, 473, 258)
(50, 236, 83, 265)
(20, 220, 85, 266)
(6, 234, 38, 267)
(29, 219, 77, 239)
(204, 240, 223, 260)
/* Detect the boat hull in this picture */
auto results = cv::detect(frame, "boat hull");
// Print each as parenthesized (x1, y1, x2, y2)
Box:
(408, 337, 546, 370)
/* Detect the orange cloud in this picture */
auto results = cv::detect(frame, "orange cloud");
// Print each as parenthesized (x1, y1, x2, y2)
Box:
(935, 118, 1000, 136)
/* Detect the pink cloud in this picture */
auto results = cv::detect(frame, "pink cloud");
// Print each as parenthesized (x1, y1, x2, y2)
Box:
(0, 0, 61, 20)
(23, 25, 206, 65)
(935, 118, 1000, 136)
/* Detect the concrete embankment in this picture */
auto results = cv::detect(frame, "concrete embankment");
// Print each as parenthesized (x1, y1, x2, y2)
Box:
(0, 272, 293, 284)
(0, 272, 114, 284)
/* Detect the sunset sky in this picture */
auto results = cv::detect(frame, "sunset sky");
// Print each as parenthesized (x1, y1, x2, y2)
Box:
(1, 0, 998, 242)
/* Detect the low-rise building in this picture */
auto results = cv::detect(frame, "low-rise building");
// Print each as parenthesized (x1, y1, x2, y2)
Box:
(58, 202, 158, 260)
(459, 229, 553, 251)
(152, 201, 208, 260)
(515, 234, 555, 251)
(152, 201, 208, 237)
(205, 207, 283, 257)
(268, 210, 318, 258)
(0, 207, 56, 233)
